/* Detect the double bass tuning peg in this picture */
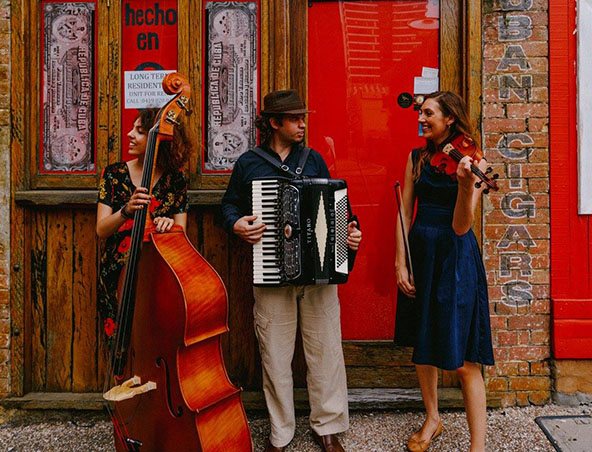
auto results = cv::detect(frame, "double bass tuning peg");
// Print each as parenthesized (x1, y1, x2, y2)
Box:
(176, 96, 193, 115)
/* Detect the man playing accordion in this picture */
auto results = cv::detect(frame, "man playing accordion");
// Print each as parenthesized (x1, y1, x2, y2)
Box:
(222, 90, 361, 452)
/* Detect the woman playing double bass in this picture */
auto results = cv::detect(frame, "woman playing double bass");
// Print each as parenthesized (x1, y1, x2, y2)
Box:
(96, 78, 252, 451)
(96, 108, 191, 343)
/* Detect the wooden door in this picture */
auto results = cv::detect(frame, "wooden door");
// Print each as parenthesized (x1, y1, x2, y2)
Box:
(10, 0, 479, 400)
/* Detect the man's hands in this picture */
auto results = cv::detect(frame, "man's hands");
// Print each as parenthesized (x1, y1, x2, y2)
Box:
(233, 215, 267, 244)
(347, 221, 362, 251)
(234, 216, 362, 249)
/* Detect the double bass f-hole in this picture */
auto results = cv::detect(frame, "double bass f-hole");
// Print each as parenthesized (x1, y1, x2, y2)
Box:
(156, 357, 183, 418)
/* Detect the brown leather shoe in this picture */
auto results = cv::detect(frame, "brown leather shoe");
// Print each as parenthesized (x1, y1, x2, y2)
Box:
(312, 431, 345, 452)
(407, 420, 443, 452)
(265, 441, 286, 452)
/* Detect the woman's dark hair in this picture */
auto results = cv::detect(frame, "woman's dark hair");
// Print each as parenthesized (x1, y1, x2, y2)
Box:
(255, 114, 284, 144)
(136, 108, 193, 172)
(413, 91, 478, 181)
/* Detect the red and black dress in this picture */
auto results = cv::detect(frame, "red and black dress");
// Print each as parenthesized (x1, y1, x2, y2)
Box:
(97, 162, 188, 341)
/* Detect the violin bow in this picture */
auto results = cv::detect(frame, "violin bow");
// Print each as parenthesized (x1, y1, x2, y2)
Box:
(394, 181, 414, 284)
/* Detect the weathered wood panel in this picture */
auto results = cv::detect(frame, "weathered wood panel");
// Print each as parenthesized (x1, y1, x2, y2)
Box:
(45, 211, 74, 391)
(22, 205, 442, 393)
(200, 210, 230, 361)
(30, 209, 47, 392)
(72, 210, 98, 392)
(227, 219, 262, 389)
(440, 0, 461, 93)
(10, 0, 28, 397)
(290, 0, 307, 102)
(107, 0, 122, 168)
(347, 366, 419, 388)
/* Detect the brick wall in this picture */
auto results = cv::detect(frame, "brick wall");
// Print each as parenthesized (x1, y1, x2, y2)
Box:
(482, 0, 551, 406)
(0, 0, 9, 397)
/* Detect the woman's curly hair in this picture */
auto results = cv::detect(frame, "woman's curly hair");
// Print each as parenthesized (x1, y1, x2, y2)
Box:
(136, 108, 194, 172)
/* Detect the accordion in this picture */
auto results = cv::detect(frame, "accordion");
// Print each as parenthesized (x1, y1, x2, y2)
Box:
(252, 178, 350, 286)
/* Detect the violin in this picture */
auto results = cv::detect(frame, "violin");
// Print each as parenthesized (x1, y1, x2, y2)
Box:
(103, 73, 252, 452)
(430, 133, 499, 193)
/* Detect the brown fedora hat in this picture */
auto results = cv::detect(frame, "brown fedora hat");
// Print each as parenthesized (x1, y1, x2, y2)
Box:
(260, 89, 314, 115)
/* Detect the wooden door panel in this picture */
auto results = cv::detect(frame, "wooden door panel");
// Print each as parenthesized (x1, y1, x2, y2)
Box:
(30, 209, 48, 392)
(72, 210, 99, 392)
(27, 208, 103, 392)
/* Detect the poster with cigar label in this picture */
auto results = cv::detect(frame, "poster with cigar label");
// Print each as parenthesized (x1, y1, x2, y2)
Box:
(41, 1, 95, 173)
(204, 1, 258, 172)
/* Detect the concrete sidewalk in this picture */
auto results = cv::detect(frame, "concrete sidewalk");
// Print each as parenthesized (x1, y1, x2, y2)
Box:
(0, 404, 589, 451)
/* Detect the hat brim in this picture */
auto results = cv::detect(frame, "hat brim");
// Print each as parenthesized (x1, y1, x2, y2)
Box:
(261, 108, 315, 115)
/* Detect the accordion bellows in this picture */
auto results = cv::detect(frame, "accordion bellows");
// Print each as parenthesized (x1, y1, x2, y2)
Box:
(252, 178, 350, 286)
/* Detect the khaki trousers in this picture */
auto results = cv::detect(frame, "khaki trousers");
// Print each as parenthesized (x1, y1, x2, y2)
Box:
(253, 284, 349, 447)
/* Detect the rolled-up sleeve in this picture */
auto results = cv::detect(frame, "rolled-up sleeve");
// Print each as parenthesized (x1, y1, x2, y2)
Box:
(221, 159, 246, 234)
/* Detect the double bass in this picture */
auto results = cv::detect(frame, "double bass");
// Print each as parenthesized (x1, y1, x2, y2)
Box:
(103, 73, 253, 452)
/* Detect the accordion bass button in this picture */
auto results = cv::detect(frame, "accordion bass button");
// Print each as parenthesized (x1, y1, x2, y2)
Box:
(284, 224, 293, 239)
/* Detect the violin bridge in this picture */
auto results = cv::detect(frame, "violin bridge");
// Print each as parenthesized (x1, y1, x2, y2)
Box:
(103, 376, 157, 402)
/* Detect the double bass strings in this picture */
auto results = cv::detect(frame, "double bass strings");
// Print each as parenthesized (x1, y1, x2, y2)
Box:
(111, 126, 158, 373)
(103, 125, 159, 451)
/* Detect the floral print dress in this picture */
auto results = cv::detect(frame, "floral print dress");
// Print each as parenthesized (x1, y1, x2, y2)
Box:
(97, 162, 188, 340)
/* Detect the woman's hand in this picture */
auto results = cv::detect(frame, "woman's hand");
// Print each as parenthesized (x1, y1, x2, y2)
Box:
(153, 217, 175, 233)
(396, 264, 416, 298)
(347, 221, 362, 251)
(456, 155, 475, 191)
(97, 186, 151, 239)
(125, 187, 151, 215)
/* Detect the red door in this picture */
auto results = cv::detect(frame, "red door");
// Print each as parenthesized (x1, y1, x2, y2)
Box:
(308, 1, 439, 339)
(549, 0, 592, 357)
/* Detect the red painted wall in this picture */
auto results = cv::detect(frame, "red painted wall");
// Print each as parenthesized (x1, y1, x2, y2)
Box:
(550, 0, 592, 358)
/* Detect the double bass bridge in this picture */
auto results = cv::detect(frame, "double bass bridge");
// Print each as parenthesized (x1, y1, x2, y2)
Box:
(103, 376, 157, 402)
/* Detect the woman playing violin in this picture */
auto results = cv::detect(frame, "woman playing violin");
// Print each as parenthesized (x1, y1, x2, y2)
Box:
(96, 108, 192, 343)
(394, 91, 494, 452)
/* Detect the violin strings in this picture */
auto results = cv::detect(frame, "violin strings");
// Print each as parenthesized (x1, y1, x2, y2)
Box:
(445, 148, 495, 189)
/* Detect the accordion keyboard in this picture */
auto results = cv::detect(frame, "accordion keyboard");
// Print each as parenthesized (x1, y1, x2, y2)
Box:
(252, 179, 282, 285)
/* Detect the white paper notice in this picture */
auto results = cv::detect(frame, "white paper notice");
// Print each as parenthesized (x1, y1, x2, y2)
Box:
(414, 76, 439, 94)
(124, 70, 176, 109)
(422, 67, 439, 78)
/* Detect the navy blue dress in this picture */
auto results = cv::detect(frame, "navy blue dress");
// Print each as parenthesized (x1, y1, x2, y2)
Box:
(394, 149, 495, 370)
